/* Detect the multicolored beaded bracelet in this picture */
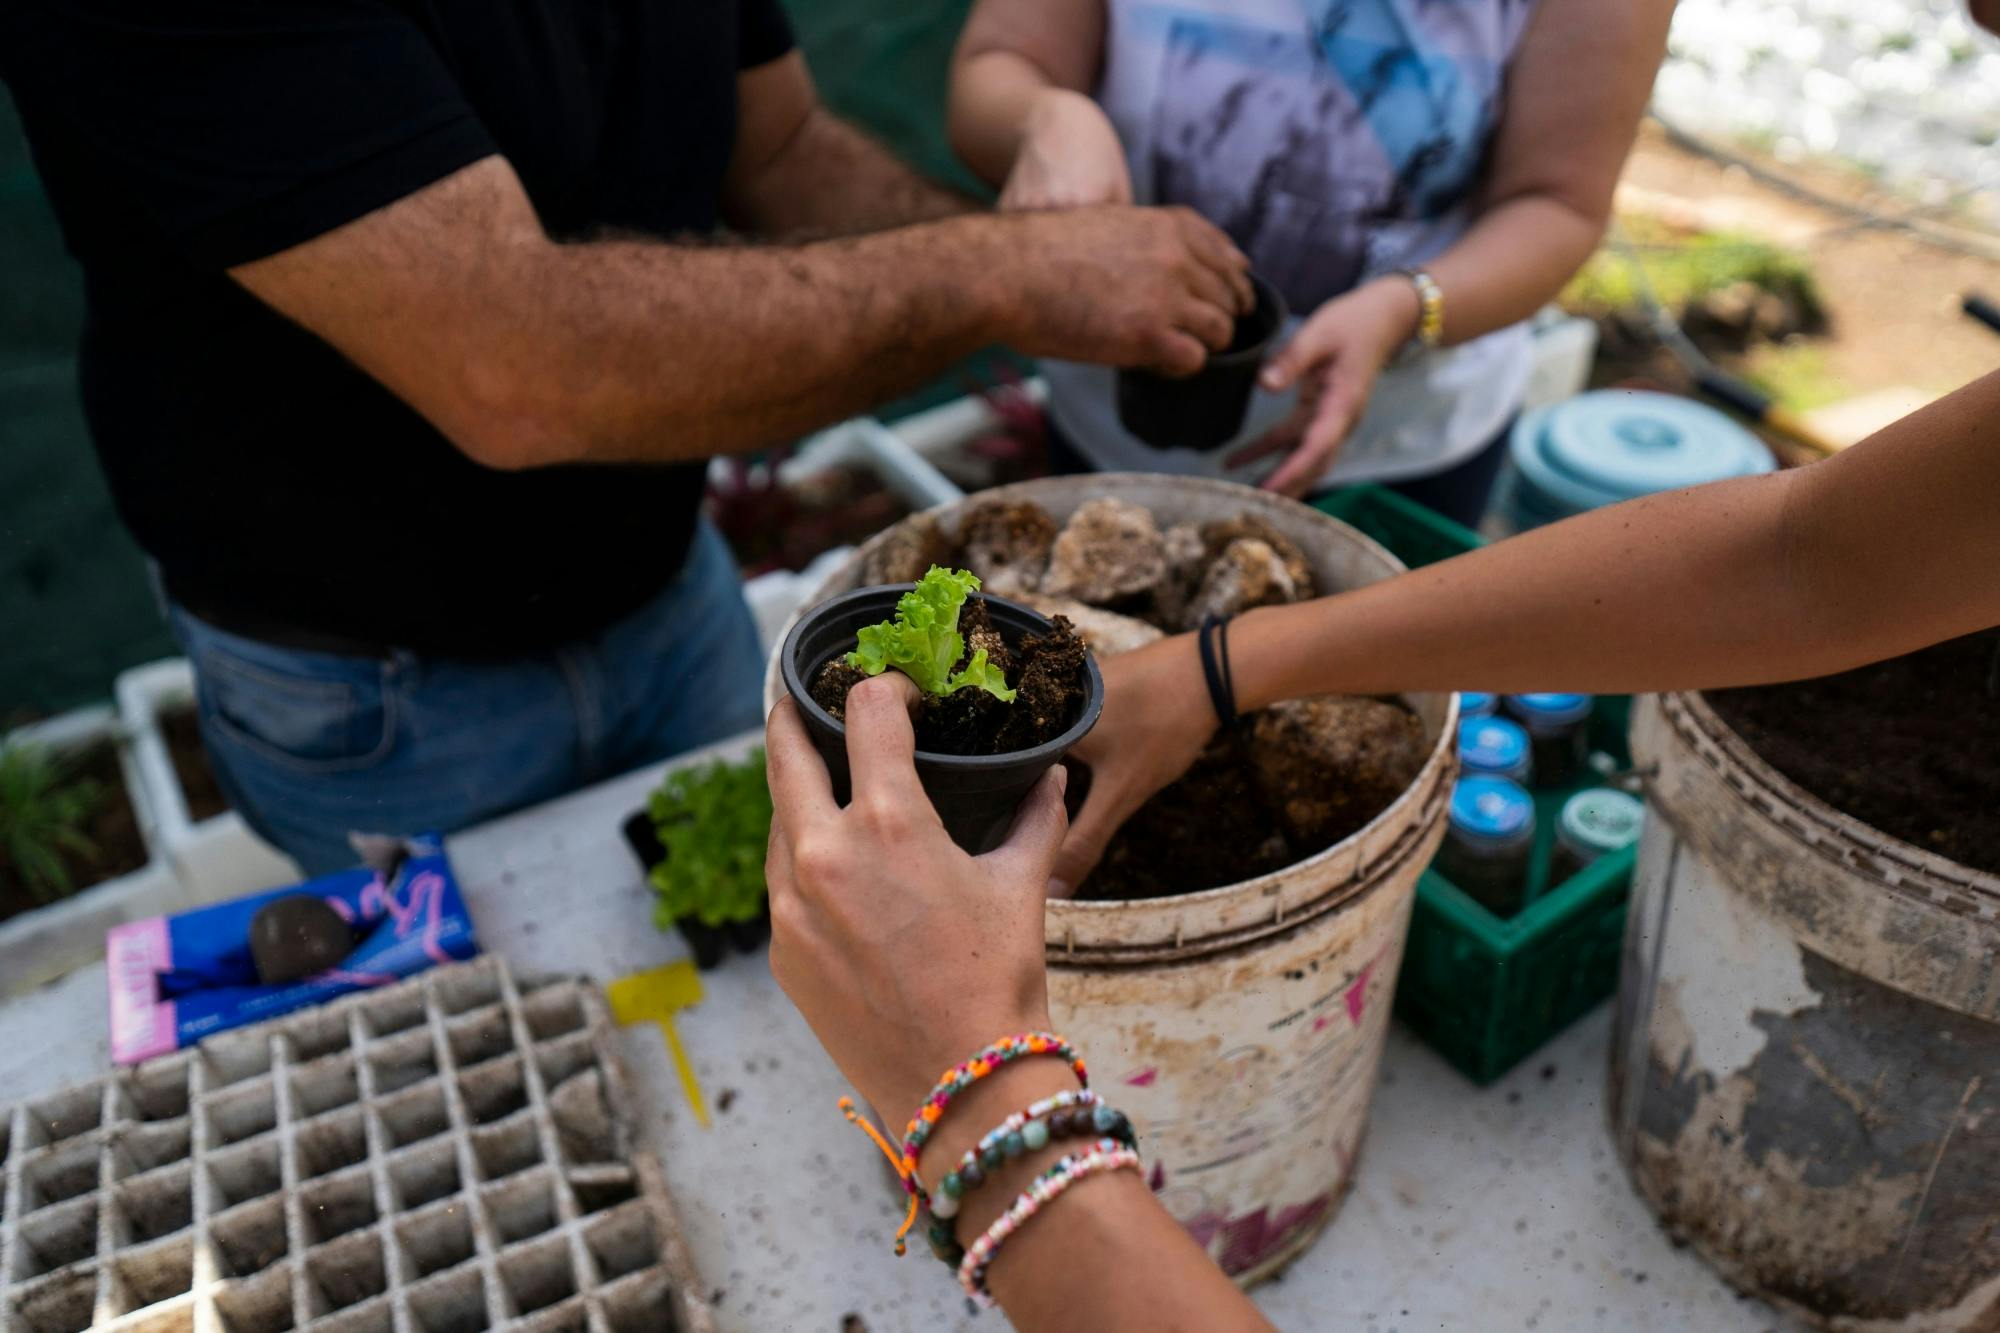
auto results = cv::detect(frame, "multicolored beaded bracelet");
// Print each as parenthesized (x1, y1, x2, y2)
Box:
(957, 1140, 1144, 1304)
(901, 1032, 1089, 1187)
(928, 1095, 1138, 1222)
(836, 1032, 1089, 1257)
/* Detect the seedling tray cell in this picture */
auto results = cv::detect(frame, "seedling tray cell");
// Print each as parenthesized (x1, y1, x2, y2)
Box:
(0, 957, 713, 1331)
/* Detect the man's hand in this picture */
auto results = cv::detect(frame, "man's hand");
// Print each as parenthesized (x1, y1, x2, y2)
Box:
(999, 89, 1132, 211)
(1004, 205, 1253, 378)
(765, 676, 1071, 1124)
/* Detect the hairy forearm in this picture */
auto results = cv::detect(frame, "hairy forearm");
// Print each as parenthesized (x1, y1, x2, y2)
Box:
(487, 219, 1013, 465)
(1422, 193, 1604, 344)
(733, 108, 975, 237)
(1237, 370, 2000, 705)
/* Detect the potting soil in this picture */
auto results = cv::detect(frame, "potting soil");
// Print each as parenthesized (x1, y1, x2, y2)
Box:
(1082, 697, 1428, 902)
(163, 706, 229, 823)
(810, 598, 1090, 756)
(1706, 627, 2000, 874)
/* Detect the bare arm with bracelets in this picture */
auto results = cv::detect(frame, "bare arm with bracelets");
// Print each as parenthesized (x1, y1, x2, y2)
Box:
(765, 675, 1273, 1331)
(1052, 367, 2000, 892)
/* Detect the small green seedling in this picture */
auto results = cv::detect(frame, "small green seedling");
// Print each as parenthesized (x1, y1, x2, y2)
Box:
(0, 743, 105, 904)
(648, 749, 771, 930)
(846, 566, 1016, 702)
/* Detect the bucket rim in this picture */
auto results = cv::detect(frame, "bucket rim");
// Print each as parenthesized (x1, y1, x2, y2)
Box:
(761, 473, 1463, 958)
(1663, 689, 2000, 904)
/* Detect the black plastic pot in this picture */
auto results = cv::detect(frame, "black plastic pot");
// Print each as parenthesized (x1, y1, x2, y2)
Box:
(1116, 273, 1287, 451)
(780, 585, 1105, 854)
(619, 810, 769, 971)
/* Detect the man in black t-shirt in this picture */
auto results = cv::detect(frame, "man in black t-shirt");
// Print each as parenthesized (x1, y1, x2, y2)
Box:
(1, 1, 1250, 873)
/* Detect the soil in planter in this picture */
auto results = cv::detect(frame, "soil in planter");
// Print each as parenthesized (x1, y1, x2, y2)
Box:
(1081, 696, 1428, 902)
(810, 599, 1088, 756)
(1706, 627, 2000, 875)
(0, 743, 149, 923)
(162, 707, 229, 822)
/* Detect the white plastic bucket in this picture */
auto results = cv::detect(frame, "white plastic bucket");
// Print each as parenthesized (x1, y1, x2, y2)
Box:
(766, 474, 1458, 1281)
(1613, 692, 2000, 1329)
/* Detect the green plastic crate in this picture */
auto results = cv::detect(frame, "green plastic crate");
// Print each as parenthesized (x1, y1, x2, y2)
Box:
(1314, 486, 1639, 1084)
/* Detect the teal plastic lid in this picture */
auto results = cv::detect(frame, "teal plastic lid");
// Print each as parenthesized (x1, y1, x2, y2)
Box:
(1506, 693, 1593, 726)
(1449, 777, 1534, 842)
(1458, 717, 1530, 777)
(1509, 391, 1774, 518)
(1559, 789, 1646, 854)
(1460, 691, 1497, 718)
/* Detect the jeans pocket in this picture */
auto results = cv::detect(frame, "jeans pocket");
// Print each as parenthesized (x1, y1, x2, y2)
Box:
(197, 649, 397, 775)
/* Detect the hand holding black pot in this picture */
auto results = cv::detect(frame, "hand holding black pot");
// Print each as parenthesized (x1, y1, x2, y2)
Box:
(779, 582, 1103, 853)
(1117, 272, 1286, 451)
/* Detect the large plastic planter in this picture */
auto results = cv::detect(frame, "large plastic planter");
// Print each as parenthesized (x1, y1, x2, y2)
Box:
(0, 705, 185, 996)
(1314, 485, 1641, 1084)
(115, 659, 301, 905)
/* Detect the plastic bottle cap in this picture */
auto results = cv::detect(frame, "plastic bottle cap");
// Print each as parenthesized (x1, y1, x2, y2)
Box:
(1506, 693, 1593, 726)
(1559, 789, 1646, 854)
(1508, 391, 1775, 521)
(1457, 717, 1530, 776)
(1459, 691, 1497, 718)
(1449, 777, 1535, 841)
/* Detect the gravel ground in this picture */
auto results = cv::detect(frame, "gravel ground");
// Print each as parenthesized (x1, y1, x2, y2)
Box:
(1657, 0, 2000, 220)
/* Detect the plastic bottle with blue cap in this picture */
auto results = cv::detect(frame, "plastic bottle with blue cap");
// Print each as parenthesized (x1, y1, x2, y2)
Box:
(1550, 788, 1646, 886)
(1457, 716, 1532, 784)
(1437, 776, 1536, 916)
(1504, 693, 1594, 787)
(1459, 691, 1498, 720)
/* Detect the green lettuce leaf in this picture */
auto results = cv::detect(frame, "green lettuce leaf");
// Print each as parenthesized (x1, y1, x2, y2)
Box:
(845, 566, 1017, 702)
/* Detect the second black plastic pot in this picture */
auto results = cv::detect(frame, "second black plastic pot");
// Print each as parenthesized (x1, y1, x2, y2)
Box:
(1116, 273, 1287, 451)
(780, 585, 1105, 854)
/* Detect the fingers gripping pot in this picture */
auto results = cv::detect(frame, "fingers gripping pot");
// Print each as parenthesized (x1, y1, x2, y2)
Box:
(778, 586, 1104, 854)
(766, 475, 1458, 1284)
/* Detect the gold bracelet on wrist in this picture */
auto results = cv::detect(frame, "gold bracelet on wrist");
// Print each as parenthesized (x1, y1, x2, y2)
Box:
(1392, 267, 1445, 349)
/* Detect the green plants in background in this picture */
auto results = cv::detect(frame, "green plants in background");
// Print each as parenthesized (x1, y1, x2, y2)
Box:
(1562, 215, 1825, 331)
(647, 749, 772, 931)
(0, 742, 104, 904)
(847, 566, 1016, 701)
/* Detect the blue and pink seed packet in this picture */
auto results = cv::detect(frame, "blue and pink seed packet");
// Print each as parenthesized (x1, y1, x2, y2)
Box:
(107, 840, 479, 1064)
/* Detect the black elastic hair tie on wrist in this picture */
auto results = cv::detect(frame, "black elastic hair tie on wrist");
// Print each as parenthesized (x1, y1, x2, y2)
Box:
(1197, 613, 1238, 727)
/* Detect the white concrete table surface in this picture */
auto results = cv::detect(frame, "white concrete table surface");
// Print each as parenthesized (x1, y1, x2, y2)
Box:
(0, 732, 1787, 1331)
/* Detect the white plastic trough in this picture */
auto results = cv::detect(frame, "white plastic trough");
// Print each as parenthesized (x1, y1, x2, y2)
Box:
(114, 659, 301, 910)
(0, 707, 182, 998)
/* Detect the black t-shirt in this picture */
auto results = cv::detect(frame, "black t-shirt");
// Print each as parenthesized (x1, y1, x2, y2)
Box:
(0, 0, 794, 654)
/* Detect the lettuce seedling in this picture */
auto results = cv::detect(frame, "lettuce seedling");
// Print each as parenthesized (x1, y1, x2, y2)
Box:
(845, 566, 1017, 702)
(648, 749, 771, 930)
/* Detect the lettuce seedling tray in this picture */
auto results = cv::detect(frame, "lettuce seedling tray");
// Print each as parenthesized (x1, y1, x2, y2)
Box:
(0, 956, 713, 1332)
(1315, 486, 1641, 1085)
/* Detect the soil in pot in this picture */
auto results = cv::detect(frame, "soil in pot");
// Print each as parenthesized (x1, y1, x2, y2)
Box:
(0, 741, 149, 924)
(1705, 627, 2000, 874)
(809, 599, 1090, 757)
(162, 707, 229, 822)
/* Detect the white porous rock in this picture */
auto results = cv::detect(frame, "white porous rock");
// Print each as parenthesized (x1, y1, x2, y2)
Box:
(1020, 595, 1165, 658)
(1040, 497, 1166, 604)
(1183, 537, 1299, 627)
(958, 498, 1059, 597)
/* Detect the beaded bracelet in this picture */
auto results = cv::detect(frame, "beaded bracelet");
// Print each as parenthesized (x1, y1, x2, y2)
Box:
(957, 1141, 1144, 1304)
(901, 1032, 1089, 1184)
(929, 1095, 1138, 1222)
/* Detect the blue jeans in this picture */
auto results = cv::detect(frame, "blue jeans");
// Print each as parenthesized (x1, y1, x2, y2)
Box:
(170, 520, 764, 876)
